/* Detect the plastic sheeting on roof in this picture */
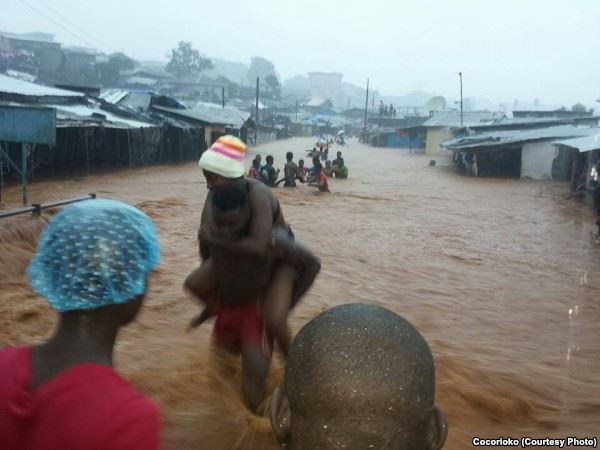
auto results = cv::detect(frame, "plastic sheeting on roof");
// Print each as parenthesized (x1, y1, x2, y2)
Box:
(0, 74, 84, 98)
(553, 133, 600, 153)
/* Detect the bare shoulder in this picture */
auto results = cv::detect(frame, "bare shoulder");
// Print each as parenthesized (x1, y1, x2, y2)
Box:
(247, 178, 275, 203)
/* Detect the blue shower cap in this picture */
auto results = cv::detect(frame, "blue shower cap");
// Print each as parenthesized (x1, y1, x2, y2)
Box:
(27, 199, 160, 312)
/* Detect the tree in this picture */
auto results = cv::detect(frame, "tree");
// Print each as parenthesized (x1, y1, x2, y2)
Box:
(247, 56, 277, 85)
(571, 103, 587, 113)
(263, 74, 281, 100)
(96, 52, 137, 87)
(215, 75, 240, 99)
(166, 41, 213, 80)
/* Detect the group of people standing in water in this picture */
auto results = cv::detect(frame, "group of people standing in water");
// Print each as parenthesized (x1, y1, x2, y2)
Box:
(247, 145, 348, 193)
(0, 135, 447, 450)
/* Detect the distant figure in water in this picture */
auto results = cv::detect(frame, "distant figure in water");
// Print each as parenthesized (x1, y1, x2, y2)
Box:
(283, 152, 298, 187)
(309, 157, 329, 193)
(323, 160, 334, 177)
(270, 304, 448, 450)
(332, 151, 348, 179)
(260, 155, 280, 187)
(296, 159, 308, 183)
(0, 200, 161, 450)
(248, 158, 260, 179)
(185, 181, 320, 411)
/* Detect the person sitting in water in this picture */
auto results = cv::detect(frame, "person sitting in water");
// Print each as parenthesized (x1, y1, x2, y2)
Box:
(283, 152, 299, 188)
(184, 180, 321, 411)
(332, 151, 348, 179)
(260, 155, 280, 187)
(269, 303, 448, 450)
(248, 158, 260, 179)
(0, 199, 161, 450)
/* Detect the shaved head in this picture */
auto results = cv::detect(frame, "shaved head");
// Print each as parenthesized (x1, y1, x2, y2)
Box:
(270, 304, 447, 450)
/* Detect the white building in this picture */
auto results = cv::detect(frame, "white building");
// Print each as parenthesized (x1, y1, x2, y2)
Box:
(308, 72, 342, 107)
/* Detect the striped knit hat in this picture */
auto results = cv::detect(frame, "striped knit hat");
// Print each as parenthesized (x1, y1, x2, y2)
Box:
(199, 135, 246, 179)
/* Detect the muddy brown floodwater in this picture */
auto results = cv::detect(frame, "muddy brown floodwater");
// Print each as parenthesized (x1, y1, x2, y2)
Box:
(1, 137, 599, 449)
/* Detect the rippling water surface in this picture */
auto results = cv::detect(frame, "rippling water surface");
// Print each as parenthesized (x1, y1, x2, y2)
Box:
(1, 137, 599, 449)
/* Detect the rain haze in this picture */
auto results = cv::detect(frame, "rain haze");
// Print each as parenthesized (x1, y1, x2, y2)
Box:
(3, 0, 600, 106)
(1, 1, 600, 450)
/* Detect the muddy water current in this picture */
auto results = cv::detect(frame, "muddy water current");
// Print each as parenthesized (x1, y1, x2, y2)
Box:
(1, 137, 599, 449)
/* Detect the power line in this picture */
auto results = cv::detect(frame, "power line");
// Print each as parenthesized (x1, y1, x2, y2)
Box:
(18, 0, 98, 51)
(32, 0, 117, 53)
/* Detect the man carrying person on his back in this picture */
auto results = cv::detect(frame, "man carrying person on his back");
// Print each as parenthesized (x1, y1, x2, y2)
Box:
(185, 180, 321, 411)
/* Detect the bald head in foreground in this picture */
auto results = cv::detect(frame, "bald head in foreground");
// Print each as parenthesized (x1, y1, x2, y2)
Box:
(270, 304, 447, 449)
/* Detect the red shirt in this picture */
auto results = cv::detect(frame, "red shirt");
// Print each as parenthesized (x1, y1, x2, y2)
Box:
(318, 173, 330, 192)
(0, 347, 160, 450)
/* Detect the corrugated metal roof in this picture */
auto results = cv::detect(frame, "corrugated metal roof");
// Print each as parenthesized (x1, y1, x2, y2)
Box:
(424, 111, 503, 128)
(442, 125, 598, 150)
(153, 104, 250, 127)
(0, 30, 57, 44)
(99, 90, 129, 104)
(54, 104, 154, 128)
(553, 133, 600, 153)
(0, 74, 84, 98)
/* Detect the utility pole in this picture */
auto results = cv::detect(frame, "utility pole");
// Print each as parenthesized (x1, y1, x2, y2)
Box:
(459, 71, 463, 127)
(221, 86, 225, 108)
(255, 77, 260, 144)
(295, 100, 298, 121)
(363, 78, 369, 141)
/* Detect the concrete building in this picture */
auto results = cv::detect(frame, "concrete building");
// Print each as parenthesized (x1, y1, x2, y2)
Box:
(308, 72, 342, 107)
(0, 31, 62, 79)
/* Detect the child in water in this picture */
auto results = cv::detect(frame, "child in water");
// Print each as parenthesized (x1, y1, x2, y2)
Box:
(185, 180, 320, 411)
(308, 156, 329, 193)
(248, 158, 260, 178)
(296, 159, 308, 183)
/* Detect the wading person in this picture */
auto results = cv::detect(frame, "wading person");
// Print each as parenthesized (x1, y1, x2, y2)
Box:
(193, 136, 316, 404)
(0, 199, 161, 450)
(332, 151, 349, 179)
(259, 155, 280, 187)
(185, 181, 320, 411)
(283, 152, 299, 187)
(270, 304, 448, 450)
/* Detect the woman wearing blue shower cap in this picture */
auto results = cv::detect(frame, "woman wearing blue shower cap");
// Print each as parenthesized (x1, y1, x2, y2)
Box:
(0, 199, 161, 450)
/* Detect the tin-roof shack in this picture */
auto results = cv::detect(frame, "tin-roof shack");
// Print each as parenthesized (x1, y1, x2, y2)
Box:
(442, 125, 598, 179)
(0, 75, 205, 182)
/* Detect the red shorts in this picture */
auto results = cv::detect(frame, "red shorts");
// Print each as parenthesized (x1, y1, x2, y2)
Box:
(211, 299, 273, 356)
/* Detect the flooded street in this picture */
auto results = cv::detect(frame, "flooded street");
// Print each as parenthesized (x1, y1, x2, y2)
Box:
(1, 137, 599, 449)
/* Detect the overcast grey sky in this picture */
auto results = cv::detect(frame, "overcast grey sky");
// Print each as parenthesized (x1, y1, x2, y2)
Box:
(4, 0, 600, 106)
